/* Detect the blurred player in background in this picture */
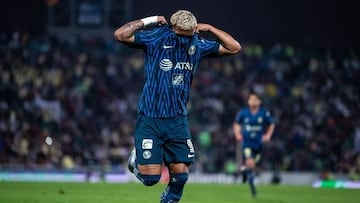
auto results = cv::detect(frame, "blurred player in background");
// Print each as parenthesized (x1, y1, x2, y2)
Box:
(233, 93, 275, 197)
(114, 10, 241, 202)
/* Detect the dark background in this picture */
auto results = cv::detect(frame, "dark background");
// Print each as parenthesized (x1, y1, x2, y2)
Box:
(0, 0, 359, 46)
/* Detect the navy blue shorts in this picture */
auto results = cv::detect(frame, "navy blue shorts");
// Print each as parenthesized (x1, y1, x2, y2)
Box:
(134, 114, 195, 165)
(243, 147, 262, 163)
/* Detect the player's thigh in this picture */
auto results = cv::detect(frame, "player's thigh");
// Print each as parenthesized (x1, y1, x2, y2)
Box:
(163, 138, 195, 165)
(134, 115, 164, 166)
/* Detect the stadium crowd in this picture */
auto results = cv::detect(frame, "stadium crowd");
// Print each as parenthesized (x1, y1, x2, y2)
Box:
(0, 33, 359, 178)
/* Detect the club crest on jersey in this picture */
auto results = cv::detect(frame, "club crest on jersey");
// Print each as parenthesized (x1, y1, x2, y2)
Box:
(258, 117, 263, 123)
(159, 59, 173, 71)
(188, 45, 196, 55)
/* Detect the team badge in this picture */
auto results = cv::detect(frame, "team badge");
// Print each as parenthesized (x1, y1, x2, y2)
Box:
(143, 150, 152, 159)
(188, 45, 196, 55)
(258, 117, 263, 123)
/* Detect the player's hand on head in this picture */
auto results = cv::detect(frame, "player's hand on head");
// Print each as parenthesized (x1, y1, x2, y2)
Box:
(262, 135, 271, 143)
(235, 134, 243, 142)
(157, 16, 168, 25)
(196, 23, 212, 32)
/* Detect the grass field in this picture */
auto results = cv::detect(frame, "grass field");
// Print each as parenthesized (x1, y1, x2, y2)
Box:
(0, 182, 359, 203)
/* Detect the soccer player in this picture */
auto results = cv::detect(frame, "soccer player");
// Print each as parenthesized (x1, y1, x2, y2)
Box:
(233, 93, 275, 197)
(114, 10, 241, 203)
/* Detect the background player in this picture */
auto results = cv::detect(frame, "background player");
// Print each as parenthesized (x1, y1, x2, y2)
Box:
(233, 93, 275, 197)
(114, 10, 241, 203)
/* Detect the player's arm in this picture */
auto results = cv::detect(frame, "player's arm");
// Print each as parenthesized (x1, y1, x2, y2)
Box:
(196, 23, 241, 55)
(262, 123, 275, 142)
(114, 16, 167, 43)
(233, 122, 243, 142)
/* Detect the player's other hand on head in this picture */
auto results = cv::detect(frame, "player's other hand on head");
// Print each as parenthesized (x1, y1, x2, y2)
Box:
(235, 134, 243, 142)
(262, 135, 271, 143)
(157, 16, 168, 25)
(196, 23, 212, 32)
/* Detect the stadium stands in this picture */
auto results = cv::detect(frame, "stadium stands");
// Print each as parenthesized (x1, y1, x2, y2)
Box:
(0, 33, 359, 178)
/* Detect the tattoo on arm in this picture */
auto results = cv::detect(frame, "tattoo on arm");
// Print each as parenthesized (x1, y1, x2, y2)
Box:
(121, 20, 144, 39)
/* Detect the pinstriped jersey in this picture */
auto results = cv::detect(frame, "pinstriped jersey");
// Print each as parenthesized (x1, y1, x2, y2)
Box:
(235, 107, 274, 149)
(133, 25, 219, 118)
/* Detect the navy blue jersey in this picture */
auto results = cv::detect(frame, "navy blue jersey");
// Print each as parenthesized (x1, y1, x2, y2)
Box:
(133, 25, 219, 118)
(235, 107, 274, 149)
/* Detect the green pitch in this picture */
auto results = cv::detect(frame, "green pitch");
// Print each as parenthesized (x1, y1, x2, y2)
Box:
(0, 182, 359, 203)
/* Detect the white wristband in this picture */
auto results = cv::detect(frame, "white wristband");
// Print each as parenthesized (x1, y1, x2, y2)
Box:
(141, 16, 158, 26)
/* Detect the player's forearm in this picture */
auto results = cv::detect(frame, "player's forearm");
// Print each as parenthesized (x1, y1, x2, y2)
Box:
(235, 133, 243, 139)
(264, 124, 275, 138)
(233, 123, 243, 141)
(208, 26, 241, 54)
(114, 20, 144, 42)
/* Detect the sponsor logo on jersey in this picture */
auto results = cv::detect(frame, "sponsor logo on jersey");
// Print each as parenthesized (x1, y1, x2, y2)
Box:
(159, 59, 193, 72)
(245, 124, 263, 132)
(172, 74, 184, 85)
(174, 62, 193, 71)
(159, 59, 173, 71)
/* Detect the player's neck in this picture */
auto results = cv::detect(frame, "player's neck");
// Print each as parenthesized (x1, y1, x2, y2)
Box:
(249, 107, 259, 115)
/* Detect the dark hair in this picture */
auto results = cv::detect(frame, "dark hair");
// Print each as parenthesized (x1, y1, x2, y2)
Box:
(248, 92, 262, 101)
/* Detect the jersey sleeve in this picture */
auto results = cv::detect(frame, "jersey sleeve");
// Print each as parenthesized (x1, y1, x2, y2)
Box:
(264, 110, 274, 125)
(235, 110, 244, 124)
(198, 38, 220, 58)
(134, 26, 164, 46)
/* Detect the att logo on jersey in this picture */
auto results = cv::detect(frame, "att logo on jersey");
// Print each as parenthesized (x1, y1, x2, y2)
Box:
(245, 124, 262, 132)
(159, 59, 173, 71)
(174, 62, 193, 71)
(159, 59, 193, 71)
